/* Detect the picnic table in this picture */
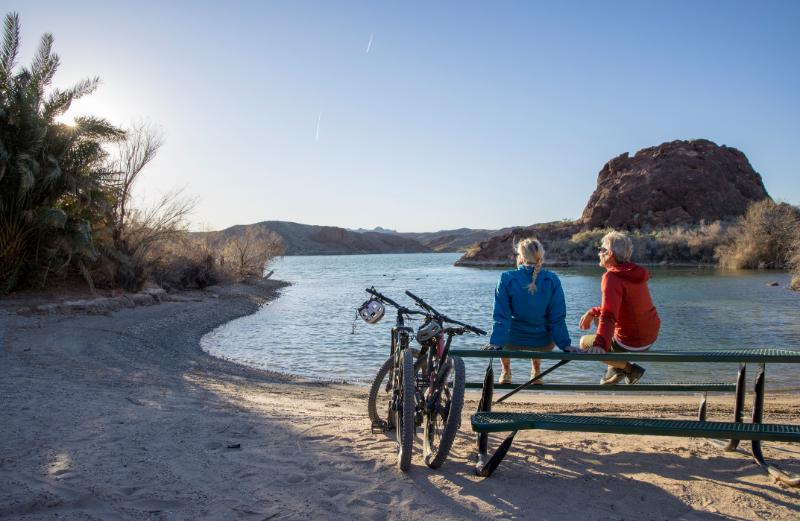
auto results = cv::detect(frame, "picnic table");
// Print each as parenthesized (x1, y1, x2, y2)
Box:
(449, 348, 800, 486)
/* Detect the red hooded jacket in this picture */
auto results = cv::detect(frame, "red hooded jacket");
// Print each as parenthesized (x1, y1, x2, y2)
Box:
(590, 262, 660, 351)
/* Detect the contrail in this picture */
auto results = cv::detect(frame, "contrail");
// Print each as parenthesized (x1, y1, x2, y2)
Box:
(316, 112, 320, 140)
(367, 31, 373, 52)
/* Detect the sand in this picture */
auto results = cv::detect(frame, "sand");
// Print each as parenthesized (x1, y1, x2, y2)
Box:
(1, 283, 799, 520)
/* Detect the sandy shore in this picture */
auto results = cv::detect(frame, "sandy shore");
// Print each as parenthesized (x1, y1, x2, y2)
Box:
(2, 283, 799, 520)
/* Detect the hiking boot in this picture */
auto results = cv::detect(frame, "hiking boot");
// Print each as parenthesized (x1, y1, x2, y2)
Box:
(625, 363, 645, 385)
(530, 367, 543, 384)
(600, 366, 626, 385)
(499, 368, 512, 384)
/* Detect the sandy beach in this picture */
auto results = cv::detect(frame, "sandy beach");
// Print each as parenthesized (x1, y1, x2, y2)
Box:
(2, 284, 799, 520)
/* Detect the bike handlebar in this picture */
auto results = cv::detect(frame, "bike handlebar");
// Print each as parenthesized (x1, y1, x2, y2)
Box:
(365, 287, 426, 316)
(405, 290, 487, 336)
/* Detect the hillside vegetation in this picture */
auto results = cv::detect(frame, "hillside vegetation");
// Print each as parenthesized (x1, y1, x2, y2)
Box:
(460, 199, 800, 278)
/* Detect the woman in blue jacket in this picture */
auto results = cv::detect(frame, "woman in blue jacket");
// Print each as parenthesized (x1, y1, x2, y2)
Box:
(482, 238, 578, 384)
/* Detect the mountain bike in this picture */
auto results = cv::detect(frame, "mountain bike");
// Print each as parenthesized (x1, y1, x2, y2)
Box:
(362, 287, 486, 470)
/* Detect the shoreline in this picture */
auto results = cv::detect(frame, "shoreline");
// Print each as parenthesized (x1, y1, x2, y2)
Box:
(2, 282, 800, 519)
(455, 259, 730, 268)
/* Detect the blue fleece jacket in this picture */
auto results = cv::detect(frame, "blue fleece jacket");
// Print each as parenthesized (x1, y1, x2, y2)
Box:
(489, 266, 571, 350)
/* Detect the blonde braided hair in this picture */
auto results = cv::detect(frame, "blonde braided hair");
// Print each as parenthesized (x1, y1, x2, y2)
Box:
(515, 238, 545, 294)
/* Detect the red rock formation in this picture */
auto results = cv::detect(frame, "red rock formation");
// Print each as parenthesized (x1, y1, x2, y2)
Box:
(580, 139, 770, 231)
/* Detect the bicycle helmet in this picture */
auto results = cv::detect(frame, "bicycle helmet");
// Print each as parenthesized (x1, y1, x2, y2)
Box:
(358, 298, 385, 324)
(416, 319, 442, 345)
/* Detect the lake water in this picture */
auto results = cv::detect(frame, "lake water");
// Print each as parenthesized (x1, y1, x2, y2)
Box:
(201, 253, 800, 391)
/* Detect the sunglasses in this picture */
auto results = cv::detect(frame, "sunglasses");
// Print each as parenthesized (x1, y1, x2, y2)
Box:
(599, 247, 609, 254)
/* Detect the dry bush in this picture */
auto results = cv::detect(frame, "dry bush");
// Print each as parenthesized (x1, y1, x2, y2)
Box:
(790, 235, 800, 291)
(146, 233, 231, 291)
(108, 187, 198, 290)
(223, 227, 285, 282)
(645, 221, 730, 264)
(716, 199, 800, 269)
(464, 242, 481, 258)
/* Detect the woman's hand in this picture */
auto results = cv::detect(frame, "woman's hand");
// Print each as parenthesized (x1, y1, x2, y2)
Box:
(582, 346, 606, 355)
(579, 311, 598, 331)
(480, 343, 502, 351)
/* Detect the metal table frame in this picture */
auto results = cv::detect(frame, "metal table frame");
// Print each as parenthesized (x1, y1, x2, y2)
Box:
(449, 349, 800, 486)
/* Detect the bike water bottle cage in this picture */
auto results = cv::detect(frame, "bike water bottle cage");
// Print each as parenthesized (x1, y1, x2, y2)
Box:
(416, 320, 442, 346)
(358, 298, 385, 324)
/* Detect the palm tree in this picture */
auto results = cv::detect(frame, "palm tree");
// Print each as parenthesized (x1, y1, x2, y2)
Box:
(0, 12, 124, 295)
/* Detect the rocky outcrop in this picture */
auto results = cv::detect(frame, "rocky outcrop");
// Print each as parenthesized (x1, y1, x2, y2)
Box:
(580, 139, 770, 231)
(454, 139, 773, 267)
(453, 224, 582, 266)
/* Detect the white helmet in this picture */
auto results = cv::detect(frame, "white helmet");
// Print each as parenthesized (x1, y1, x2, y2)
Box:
(358, 298, 385, 324)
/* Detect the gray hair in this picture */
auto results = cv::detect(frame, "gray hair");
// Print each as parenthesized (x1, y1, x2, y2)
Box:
(515, 238, 545, 293)
(602, 231, 633, 262)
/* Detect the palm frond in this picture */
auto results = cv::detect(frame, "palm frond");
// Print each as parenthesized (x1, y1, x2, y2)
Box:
(0, 13, 20, 90)
(74, 115, 125, 141)
(36, 207, 67, 229)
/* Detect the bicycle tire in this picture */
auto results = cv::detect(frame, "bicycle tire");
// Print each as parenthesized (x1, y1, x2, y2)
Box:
(368, 348, 422, 431)
(367, 355, 395, 430)
(423, 355, 465, 469)
(397, 348, 415, 471)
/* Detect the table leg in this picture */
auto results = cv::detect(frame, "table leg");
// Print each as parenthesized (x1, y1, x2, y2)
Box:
(476, 362, 493, 473)
(703, 362, 744, 452)
(750, 363, 800, 487)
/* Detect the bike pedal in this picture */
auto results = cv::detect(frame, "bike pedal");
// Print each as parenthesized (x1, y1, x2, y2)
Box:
(371, 420, 388, 434)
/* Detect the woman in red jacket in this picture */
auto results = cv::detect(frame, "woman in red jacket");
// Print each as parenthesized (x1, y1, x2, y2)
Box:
(579, 231, 660, 385)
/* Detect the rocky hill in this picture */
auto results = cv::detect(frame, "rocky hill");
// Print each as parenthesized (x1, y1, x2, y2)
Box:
(207, 221, 431, 256)
(581, 139, 769, 230)
(455, 139, 772, 267)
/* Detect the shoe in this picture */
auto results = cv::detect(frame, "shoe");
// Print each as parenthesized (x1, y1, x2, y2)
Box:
(600, 366, 626, 385)
(530, 368, 543, 384)
(499, 368, 511, 384)
(626, 364, 645, 385)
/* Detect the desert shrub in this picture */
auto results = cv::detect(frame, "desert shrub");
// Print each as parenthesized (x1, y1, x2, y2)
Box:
(464, 242, 481, 257)
(789, 233, 800, 291)
(716, 199, 800, 268)
(558, 222, 731, 264)
(146, 234, 229, 291)
(223, 227, 285, 281)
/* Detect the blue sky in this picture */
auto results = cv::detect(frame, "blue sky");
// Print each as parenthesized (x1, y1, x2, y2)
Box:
(16, 1, 800, 232)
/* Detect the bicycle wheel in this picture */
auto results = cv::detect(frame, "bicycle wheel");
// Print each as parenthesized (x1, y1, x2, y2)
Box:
(423, 355, 465, 469)
(396, 348, 415, 471)
(367, 355, 394, 430)
(368, 348, 422, 431)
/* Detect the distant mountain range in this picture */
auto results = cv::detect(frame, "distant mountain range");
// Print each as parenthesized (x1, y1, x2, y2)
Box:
(343, 226, 530, 252)
(204, 222, 553, 256)
(205, 222, 430, 256)
(346, 226, 397, 234)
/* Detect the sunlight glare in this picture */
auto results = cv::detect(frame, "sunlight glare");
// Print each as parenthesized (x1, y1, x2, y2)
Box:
(55, 113, 76, 126)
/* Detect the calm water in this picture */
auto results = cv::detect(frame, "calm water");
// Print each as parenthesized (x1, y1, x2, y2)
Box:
(201, 253, 800, 390)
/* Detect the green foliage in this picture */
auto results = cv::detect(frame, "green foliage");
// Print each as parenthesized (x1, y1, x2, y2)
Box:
(0, 12, 124, 295)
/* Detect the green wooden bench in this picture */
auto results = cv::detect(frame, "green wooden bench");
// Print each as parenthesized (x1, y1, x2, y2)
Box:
(450, 349, 800, 486)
